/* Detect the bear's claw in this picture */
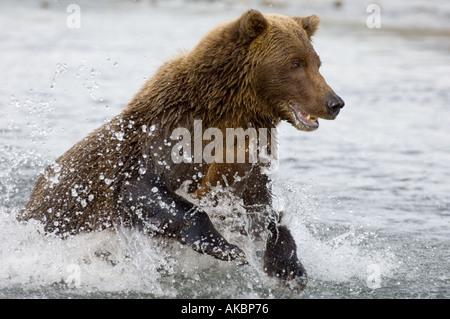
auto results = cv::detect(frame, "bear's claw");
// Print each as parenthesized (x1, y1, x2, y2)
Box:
(181, 209, 247, 263)
(276, 267, 308, 295)
(193, 240, 246, 263)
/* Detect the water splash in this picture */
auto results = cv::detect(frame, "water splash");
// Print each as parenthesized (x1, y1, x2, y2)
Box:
(272, 179, 398, 294)
(0, 158, 398, 298)
(50, 63, 68, 90)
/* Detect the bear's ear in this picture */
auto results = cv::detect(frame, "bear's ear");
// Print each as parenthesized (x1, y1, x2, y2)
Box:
(239, 9, 268, 40)
(292, 15, 321, 39)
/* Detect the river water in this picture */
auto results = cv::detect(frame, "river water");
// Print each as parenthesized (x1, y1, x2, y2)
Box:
(0, 0, 449, 298)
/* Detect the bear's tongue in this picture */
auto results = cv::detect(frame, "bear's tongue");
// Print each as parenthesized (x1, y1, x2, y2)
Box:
(288, 103, 319, 128)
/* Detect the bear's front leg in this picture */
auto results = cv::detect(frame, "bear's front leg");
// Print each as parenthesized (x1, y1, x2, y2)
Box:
(241, 167, 307, 292)
(179, 208, 246, 262)
(264, 222, 307, 293)
(120, 172, 245, 263)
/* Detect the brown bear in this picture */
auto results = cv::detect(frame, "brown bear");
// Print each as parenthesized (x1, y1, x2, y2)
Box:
(18, 9, 344, 293)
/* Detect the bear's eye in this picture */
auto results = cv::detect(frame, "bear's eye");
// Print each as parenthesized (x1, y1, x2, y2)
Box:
(291, 60, 302, 70)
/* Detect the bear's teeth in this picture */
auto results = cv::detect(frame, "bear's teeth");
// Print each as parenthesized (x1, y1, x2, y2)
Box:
(306, 114, 317, 122)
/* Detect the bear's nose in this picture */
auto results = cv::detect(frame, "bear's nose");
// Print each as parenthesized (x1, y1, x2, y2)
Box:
(325, 94, 345, 118)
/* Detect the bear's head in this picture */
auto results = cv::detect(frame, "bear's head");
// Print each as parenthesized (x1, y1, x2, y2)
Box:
(241, 10, 345, 131)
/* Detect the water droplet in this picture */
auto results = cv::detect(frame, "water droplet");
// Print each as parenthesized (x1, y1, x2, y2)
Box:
(115, 132, 124, 141)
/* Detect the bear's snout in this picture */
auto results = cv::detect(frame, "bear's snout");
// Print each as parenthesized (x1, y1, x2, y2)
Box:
(325, 94, 345, 118)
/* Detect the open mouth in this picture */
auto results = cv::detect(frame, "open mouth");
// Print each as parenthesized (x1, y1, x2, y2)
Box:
(288, 103, 319, 130)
